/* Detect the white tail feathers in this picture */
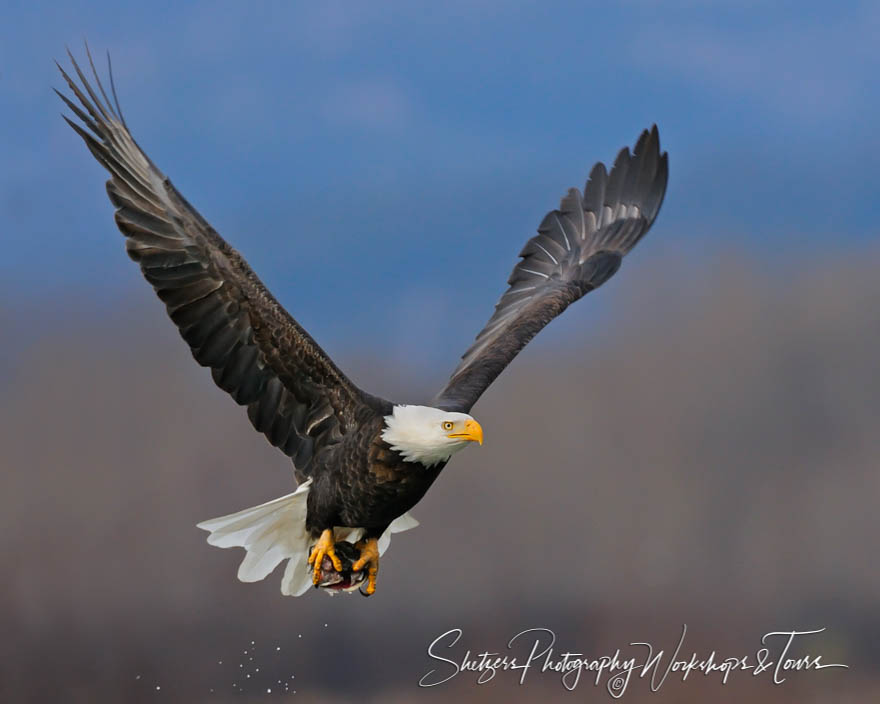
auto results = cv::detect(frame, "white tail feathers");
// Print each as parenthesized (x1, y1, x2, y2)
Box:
(196, 479, 419, 597)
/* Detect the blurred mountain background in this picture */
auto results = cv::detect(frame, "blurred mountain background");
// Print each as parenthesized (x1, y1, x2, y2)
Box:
(2, 248, 878, 702)
(2, 1, 879, 701)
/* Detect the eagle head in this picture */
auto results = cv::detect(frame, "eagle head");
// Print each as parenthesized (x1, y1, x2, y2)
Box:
(381, 405, 483, 467)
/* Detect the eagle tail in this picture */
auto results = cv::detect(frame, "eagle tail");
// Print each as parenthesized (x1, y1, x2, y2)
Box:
(196, 479, 419, 596)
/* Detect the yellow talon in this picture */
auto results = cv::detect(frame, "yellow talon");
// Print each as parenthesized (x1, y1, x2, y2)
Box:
(307, 529, 343, 585)
(352, 537, 380, 595)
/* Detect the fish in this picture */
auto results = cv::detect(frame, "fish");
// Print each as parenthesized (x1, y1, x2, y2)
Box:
(313, 540, 368, 595)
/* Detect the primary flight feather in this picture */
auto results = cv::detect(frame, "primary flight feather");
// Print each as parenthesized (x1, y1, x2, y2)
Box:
(57, 48, 668, 596)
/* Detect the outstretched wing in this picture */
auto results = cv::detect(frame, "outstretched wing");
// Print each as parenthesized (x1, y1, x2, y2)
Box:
(433, 126, 668, 412)
(57, 49, 381, 474)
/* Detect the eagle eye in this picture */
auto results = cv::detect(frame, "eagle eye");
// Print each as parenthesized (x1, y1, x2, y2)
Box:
(442, 421, 454, 431)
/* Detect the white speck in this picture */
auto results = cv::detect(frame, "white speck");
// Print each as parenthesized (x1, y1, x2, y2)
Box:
(297, 634, 302, 638)
(251, 640, 255, 645)
(256, 668, 260, 672)
(218, 660, 222, 664)
(267, 688, 272, 693)
(246, 674, 251, 679)
(135, 675, 141, 680)
(156, 686, 161, 691)
(276, 646, 281, 651)
(324, 623, 328, 627)
(243, 650, 248, 654)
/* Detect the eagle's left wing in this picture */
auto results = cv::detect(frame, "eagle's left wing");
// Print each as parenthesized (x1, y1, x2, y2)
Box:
(56, 49, 384, 475)
(433, 127, 668, 413)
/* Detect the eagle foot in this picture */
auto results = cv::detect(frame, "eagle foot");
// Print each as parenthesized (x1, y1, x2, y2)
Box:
(307, 529, 344, 586)
(352, 537, 379, 596)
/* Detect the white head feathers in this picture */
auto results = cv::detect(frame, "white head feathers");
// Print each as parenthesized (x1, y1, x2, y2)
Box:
(381, 405, 482, 467)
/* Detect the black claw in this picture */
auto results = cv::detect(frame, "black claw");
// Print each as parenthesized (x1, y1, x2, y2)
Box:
(359, 585, 372, 597)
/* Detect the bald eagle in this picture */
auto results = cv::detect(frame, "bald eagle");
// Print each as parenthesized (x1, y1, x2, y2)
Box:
(57, 49, 668, 596)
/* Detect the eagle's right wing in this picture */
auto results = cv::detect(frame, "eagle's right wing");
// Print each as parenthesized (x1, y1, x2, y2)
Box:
(433, 126, 668, 413)
(57, 49, 378, 471)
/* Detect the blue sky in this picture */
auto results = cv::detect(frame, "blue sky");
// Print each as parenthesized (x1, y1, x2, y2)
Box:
(3, 1, 878, 367)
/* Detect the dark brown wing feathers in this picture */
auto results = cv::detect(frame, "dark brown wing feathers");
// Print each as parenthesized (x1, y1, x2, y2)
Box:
(59, 48, 668, 473)
(57, 49, 376, 472)
(434, 126, 668, 412)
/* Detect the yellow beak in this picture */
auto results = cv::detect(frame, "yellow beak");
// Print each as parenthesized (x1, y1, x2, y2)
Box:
(449, 418, 483, 445)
